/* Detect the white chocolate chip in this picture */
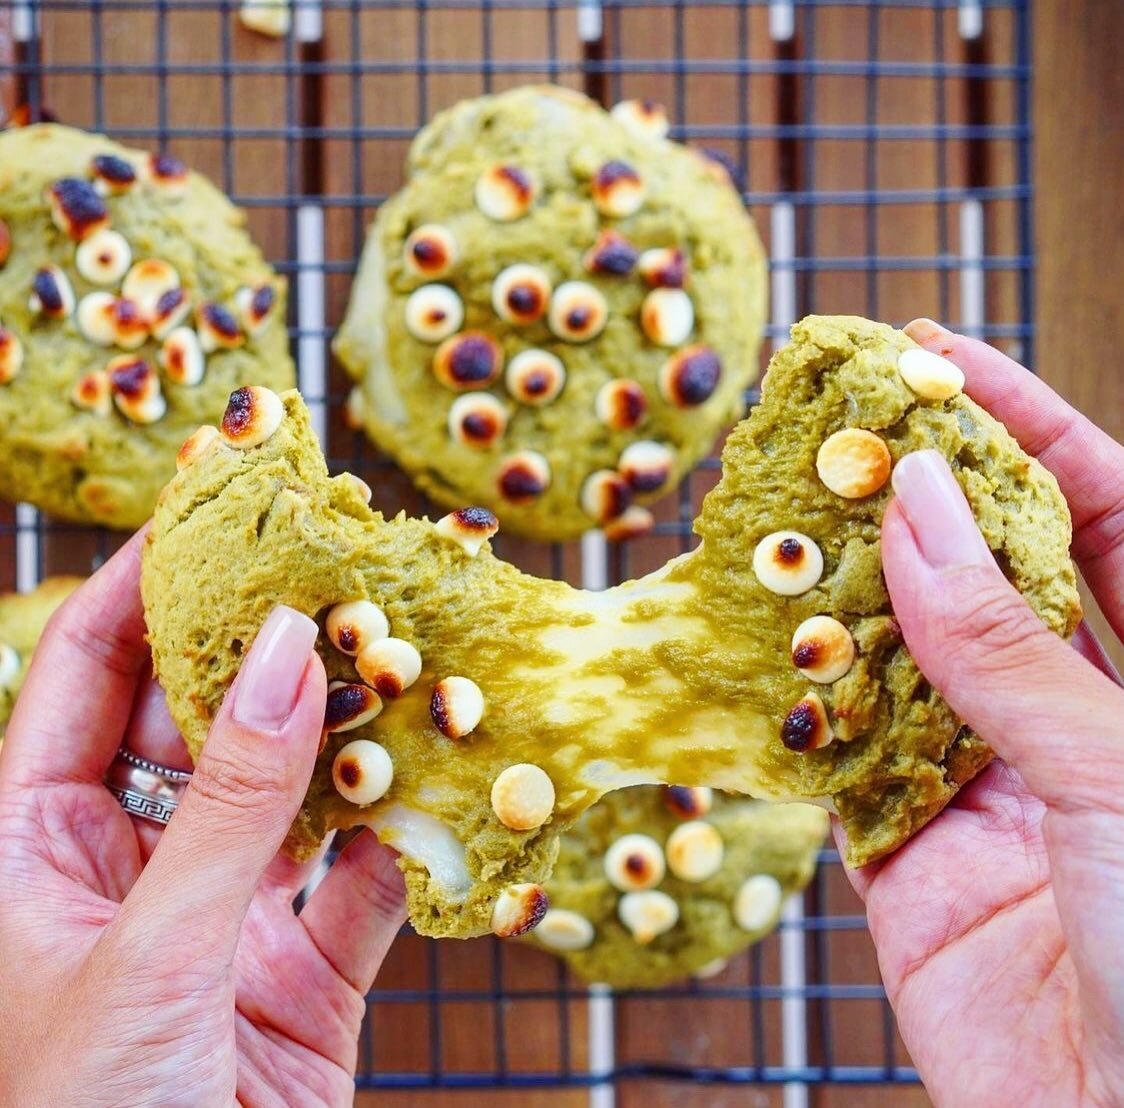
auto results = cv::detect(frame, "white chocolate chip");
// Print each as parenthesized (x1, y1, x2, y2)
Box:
(640, 287, 694, 347)
(751, 531, 824, 596)
(0, 327, 25, 385)
(602, 505, 655, 541)
(534, 908, 595, 951)
(733, 875, 783, 932)
(491, 264, 552, 326)
(325, 599, 390, 656)
(29, 266, 75, 319)
(816, 428, 892, 499)
(0, 642, 20, 686)
(342, 472, 373, 504)
(447, 392, 508, 449)
(666, 820, 725, 883)
(332, 738, 394, 806)
(404, 224, 457, 278)
(71, 369, 111, 416)
(658, 345, 723, 407)
(432, 332, 504, 391)
(604, 833, 665, 891)
(491, 883, 550, 938)
(196, 302, 246, 353)
(637, 247, 687, 289)
(694, 957, 729, 980)
(505, 349, 566, 406)
(662, 785, 714, 820)
(548, 281, 608, 343)
(356, 637, 423, 699)
(610, 98, 670, 140)
(150, 288, 192, 341)
(592, 160, 646, 218)
(781, 690, 834, 753)
(159, 326, 206, 386)
(76, 294, 119, 346)
(434, 506, 500, 556)
(143, 153, 189, 199)
(89, 153, 139, 196)
(235, 284, 278, 337)
(405, 284, 464, 343)
(75, 228, 132, 286)
(497, 450, 551, 504)
(595, 378, 648, 430)
(122, 258, 180, 317)
(580, 470, 632, 524)
(618, 890, 679, 944)
(475, 163, 536, 222)
(45, 177, 108, 241)
(239, 0, 290, 37)
(618, 440, 674, 494)
(324, 680, 383, 733)
(108, 356, 166, 424)
(220, 385, 283, 447)
(897, 346, 965, 401)
(431, 675, 484, 740)
(791, 615, 855, 684)
(176, 424, 221, 470)
(490, 763, 555, 831)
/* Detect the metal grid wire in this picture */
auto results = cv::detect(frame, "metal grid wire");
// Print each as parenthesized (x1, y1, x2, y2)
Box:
(1, 0, 1033, 1096)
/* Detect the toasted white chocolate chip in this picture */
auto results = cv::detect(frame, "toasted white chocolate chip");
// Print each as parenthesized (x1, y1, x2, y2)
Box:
(475, 163, 536, 222)
(604, 833, 665, 892)
(497, 450, 551, 504)
(658, 345, 723, 407)
(491, 882, 550, 938)
(0, 642, 19, 687)
(618, 440, 674, 493)
(447, 392, 507, 449)
(160, 326, 206, 386)
(71, 369, 111, 416)
(602, 505, 654, 541)
(505, 349, 566, 407)
(791, 615, 855, 684)
(610, 98, 670, 140)
(150, 288, 192, 341)
(404, 224, 457, 278)
(235, 284, 278, 336)
(77, 293, 147, 350)
(342, 472, 373, 504)
(433, 332, 504, 391)
(356, 637, 423, 699)
(492, 264, 551, 326)
(733, 874, 783, 932)
(122, 259, 180, 317)
(324, 680, 383, 733)
(46, 177, 109, 241)
(405, 284, 463, 343)
(29, 266, 75, 319)
(781, 690, 834, 753)
(637, 247, 687, 289)
(326, 599, 389, 656)
(666, 820, 725, 883)
(197, 302, 246, 353)
(618, 890, 679, 944)
(75, 228, 132, 286)
(595, 378, 648, 430)
(219, 385, 283, 447)
(332, 738, 394, 805)
(662, 785, 714, 820)
(490, 763, 555, 831)
(548, 281, 608, 344)
(897, 346, 965, 401)
(592, 160, 646, 218)
(176, 424, 221, 470)
(0, 327, 25, 385)
(239, 0, 291, 36)
(640, 287, 694, 347)
(751, 531, 824, 596)
(89, 153, 138, 196)
(108, 356, 165, 424)
(534, 908, 595, 951)
(583, 229, 639, 277)
(694, 957, 729, 980)
(430, 675, 484, 740)
(816, 428, 892, 499)
(580, 470, 632, 524)
(434, 507, 500, 556)
(144, 153, 189, 199)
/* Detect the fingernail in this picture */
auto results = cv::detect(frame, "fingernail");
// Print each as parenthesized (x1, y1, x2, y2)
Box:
(891, 451, 992, 570)
(903, 317, 948, 345)
(231, 606, 319, 730)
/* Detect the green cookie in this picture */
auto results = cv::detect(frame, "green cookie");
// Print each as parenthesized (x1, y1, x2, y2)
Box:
(526, 786, 828, 989)
(335, 85, 768, 542)
(143, 316, 1080, 940)
(0, 124, 295, 529)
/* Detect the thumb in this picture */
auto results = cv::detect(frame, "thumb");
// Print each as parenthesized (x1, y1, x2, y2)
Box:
(881, 450, 1124, 816)
(117, 605, 326, 962)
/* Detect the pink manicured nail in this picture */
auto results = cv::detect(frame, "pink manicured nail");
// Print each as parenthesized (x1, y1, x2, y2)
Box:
(902, 317, 948, 345)
(231, 606, 319, 730)
(891, 451, 992, 571)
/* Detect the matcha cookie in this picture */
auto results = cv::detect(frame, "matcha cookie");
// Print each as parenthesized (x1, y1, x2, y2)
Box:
(334, 85, 767, 541)
(526, 786, 828, 988)
(0, 124, 295, 529)
(143, 316, 1080, 940)
(0, 577, 83, 738)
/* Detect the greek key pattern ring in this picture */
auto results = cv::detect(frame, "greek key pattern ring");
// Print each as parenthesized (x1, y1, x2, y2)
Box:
(104, 747, 193, 826)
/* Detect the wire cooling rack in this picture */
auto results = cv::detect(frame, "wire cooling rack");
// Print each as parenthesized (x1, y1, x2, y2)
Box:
(1, 1, 1033, 1101)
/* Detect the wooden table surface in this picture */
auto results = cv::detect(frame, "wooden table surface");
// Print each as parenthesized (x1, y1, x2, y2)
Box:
(2, 3, 1120, 1106)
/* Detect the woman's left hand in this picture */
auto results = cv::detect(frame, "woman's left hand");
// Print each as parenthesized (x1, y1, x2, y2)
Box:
(0, 533, 406, 1107)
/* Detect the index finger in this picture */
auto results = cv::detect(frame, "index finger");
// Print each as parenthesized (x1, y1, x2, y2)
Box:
(1, 529, 150, 788)
(904, 318, 1124, 641)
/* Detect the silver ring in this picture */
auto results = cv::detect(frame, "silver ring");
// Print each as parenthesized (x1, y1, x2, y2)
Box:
(104, 747, 193, 826)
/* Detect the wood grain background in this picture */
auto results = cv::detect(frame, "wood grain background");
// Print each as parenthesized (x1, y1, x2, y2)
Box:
(2, 3, 1120, 1106)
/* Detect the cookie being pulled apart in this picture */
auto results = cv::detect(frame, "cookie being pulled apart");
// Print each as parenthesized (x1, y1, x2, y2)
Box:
(143, 315, 1080, 939)
(526, 786, 828, 989)
(334, 84, 767, 541)
(0, 124, 295, 528)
